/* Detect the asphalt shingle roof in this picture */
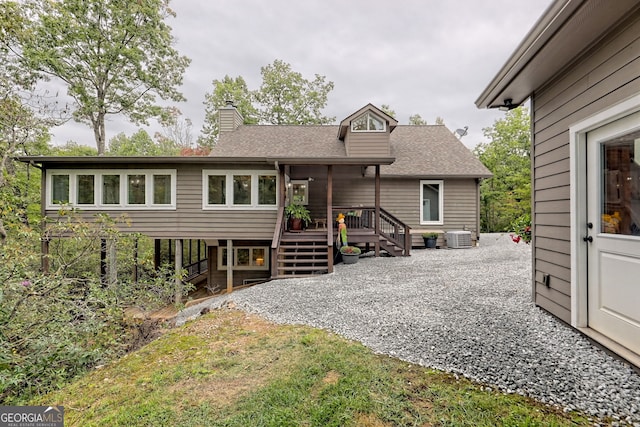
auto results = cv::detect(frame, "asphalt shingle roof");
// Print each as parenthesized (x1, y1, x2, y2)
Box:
(212, 124, 491, 178)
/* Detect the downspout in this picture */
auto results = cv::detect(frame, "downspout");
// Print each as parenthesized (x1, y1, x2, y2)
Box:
(529, 97, 536, 303)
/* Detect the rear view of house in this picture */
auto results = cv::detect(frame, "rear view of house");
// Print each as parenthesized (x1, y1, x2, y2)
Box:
(477, 0, 640, 367)
(24, 103, 490, 296)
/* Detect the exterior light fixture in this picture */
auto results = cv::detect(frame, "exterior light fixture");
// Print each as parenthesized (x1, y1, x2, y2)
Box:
(498, 98, 517, 111)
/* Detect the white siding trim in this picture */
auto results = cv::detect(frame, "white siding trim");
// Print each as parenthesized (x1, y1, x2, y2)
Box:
(419, 180, 444, 225)
(569, 93, 640, 328)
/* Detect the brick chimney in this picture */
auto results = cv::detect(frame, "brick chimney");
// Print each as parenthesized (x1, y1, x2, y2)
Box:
(218, 100, 244, 132)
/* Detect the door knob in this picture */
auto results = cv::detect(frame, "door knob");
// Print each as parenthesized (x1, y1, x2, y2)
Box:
(583, 235, 593, 243)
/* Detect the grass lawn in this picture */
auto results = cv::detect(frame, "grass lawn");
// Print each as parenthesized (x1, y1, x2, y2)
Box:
(39, 308, 598, 426)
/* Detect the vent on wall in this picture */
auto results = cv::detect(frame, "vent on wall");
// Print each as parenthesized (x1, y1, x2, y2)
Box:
(446, 231, 472, 249)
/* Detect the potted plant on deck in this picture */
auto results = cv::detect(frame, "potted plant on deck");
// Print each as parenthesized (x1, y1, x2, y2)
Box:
(422, 232, 438, 249)
(339, 245, 361, 264)
(285, 203, 311, 231)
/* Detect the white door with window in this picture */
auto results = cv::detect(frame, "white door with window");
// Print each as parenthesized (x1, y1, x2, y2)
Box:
(586, 110, 640, 355)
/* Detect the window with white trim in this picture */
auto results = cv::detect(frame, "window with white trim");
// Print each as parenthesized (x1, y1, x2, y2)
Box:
(46, 169, 176, 210)
(420, 180, 444, 225)
(217, 246, 269, 270)
(351, 112, 386, 132)
(203, 170, 278, 209)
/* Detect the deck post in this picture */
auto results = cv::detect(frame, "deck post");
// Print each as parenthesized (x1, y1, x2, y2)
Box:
(226, 239, 233, 293)
(375, 165, 381, 256)
(175, 239, 183, 304)
(327, 165, 334, 273)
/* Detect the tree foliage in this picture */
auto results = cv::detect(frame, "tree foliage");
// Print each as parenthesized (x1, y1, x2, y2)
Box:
(198, 75, 258, 148)
(200, 60, 334, 147)
(107, 129, 180, 156)
(474, 107, 531, 232)
(15, 0, 190, 155)
(408, 113, 427, 125)
(256, 59, 335, 125)
(380, 104, 396, 118)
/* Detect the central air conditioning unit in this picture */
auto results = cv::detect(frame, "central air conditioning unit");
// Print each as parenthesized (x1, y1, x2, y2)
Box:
(446, 231, 472, 249)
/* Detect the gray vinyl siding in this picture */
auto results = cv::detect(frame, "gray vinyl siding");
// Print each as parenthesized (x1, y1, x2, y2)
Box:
(344, 131, 391, 157)
(531, 9, 640, 323)
(43, 164, 278, 240)
(303, 167, 479, 246)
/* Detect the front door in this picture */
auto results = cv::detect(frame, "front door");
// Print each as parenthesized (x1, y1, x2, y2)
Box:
(586, 111, 640, 355)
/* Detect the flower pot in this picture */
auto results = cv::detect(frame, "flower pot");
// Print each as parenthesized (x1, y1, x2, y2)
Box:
(290, 218, 303, 231)
(423, 237, 437, 248)
(341, 253, 359, 264)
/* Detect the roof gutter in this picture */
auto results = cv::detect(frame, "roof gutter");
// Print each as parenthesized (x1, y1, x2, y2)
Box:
(18, 155, 396, 167)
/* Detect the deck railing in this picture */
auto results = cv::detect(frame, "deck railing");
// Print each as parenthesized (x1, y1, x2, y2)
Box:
(331, 206, 410, 255)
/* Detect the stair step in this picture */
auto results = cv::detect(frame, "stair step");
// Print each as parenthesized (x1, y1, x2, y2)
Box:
(277, 266, 329, 272)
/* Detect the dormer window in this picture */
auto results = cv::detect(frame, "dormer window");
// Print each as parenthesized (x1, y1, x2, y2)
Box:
(351, 112, 386, 132)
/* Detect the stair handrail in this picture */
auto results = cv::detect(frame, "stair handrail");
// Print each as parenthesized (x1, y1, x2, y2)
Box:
(271, 205, 286, 278)
(378, 207, 411, 256)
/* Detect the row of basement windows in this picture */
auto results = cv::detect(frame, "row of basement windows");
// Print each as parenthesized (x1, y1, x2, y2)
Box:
(47, 170, 278, 210)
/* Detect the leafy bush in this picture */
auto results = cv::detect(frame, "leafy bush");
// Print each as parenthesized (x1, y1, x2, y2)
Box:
(510, 214, 532, 244)
(0, 213, 190, 404)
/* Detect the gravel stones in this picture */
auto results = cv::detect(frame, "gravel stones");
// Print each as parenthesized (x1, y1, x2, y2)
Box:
(177, 233, 640, 423)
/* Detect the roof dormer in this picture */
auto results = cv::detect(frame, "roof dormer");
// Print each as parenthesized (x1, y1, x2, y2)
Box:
(338, 104, 398, 157)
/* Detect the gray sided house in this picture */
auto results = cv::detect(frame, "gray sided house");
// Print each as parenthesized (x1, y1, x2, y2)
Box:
(477, 0, 640, 367)
(24, 103, 490, 295)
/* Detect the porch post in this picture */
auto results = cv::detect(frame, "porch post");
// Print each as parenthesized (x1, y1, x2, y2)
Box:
(175, 239, 183, 304)
(154, 239, 161, 269)
(226, 239, 233, 293)
(375, 165, 381, 256)
(327, 165, 334, 273)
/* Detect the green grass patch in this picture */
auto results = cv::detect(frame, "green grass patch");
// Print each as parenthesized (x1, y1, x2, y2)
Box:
(38, 309, 595, 426)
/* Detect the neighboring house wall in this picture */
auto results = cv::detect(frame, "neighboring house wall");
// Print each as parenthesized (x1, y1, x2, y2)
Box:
(531, 9, 640, 323)
(43, 164, 278, 240)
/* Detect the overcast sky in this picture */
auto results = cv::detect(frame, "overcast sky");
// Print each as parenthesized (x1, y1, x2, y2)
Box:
(50, 0, 553, 150)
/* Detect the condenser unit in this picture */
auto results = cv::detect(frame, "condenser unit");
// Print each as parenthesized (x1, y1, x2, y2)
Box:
(446, 231, 472, 249)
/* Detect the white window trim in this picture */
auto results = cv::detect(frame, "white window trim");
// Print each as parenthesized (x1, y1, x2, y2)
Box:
(46, 169, 177, 210)
(351, 112, 386, 133)
(419, 180, 444, 225)
(202, 170, 278, 210)
(569, 93, 640, 329)
(217, 246, 269, 271)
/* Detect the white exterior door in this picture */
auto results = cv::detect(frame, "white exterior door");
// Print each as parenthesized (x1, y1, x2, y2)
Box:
(586, 111, 640, 355)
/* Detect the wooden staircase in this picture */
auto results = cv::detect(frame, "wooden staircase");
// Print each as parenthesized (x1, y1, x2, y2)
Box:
(275, 232, 330, 278)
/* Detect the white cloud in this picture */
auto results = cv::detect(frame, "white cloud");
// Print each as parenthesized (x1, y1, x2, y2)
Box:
(51, 0, 552, 149)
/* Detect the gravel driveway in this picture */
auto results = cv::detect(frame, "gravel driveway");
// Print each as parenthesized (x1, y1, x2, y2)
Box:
(177, 233, 640, 425)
